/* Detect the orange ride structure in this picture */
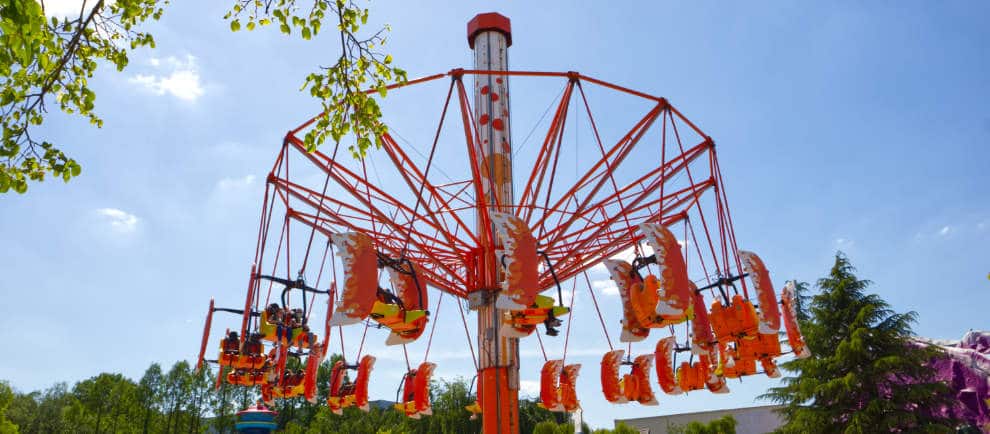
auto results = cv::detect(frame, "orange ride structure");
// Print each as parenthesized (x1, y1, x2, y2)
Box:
(195, 12, 810, 434)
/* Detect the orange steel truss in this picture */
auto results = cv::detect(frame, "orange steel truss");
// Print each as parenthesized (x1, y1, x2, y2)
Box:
(207, 13, 753, 434)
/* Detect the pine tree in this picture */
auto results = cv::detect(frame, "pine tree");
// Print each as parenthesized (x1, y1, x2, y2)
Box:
(762, 253, 957, 433)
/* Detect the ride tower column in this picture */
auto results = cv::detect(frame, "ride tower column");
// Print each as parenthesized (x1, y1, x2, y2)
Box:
(467, 12, 519, 434)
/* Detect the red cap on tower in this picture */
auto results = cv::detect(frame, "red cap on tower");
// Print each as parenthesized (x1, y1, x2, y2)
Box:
(467, 12, 512, 48)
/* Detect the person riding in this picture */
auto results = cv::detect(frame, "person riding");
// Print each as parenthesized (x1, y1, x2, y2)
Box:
(222, 331, 240, 354)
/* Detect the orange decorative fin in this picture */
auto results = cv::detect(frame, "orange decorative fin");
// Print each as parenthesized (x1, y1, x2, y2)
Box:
(540, 360, 564, 411)
(654, 336, 682, 395)
(632, 354, 658, 405)
(559, 364, 581, 412)
(739, 251, 781, 334)
(640, 223, 692, 321)
(490, 212, 540, 309)
(330, 232, 378, 326)
(781, 281, 811, 358)
(604, 260, 650, 342)
(600, 349, 628, 403)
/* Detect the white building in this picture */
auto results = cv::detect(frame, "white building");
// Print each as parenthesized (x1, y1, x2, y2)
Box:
(616, 405, 784, 434)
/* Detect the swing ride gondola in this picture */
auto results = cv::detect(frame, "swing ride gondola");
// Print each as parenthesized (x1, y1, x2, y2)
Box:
(194, 12, 810, 434)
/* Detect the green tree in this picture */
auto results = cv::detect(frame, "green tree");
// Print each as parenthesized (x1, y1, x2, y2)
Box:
(790, 280, 813, 323)
(2, 0, 405, 194)
(226, 0, 407, 157)
(668, 415, 738, 434)
(762, 253, 957, 433)
(0, 381, 17, 433)
(0, 0, 163, 193)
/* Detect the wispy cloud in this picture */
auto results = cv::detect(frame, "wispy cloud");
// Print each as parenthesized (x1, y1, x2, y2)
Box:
(95, 208, 139, 233)
(590, 278, 619, 296)
(519, 380, 540, 397)
(129, 55, 204, 102)
(938, 225, 952, 236)
(216, 174, 256, 191)
(834, 237, 855, 249)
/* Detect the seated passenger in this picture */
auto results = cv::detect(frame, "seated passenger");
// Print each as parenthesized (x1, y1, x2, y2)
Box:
(222, 331, 240, 354)
(266, 303, 283, 324)
(242, 333, 263, 356)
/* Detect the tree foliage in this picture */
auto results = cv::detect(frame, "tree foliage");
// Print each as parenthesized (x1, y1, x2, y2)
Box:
(761, 253, 958, 433)
(668, 415, 737, 434)
(0, 381, 16, 434)
(2, 0, 406, 194)
(2, 358, 587, 433)
(225, 0, 406, 157)
(0, 0, 164, 193)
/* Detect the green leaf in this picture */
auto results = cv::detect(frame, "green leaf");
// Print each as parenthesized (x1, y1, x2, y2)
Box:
(230, 19, 241, 32)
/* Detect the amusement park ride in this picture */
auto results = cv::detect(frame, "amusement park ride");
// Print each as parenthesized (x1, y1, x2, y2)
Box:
(195, 12, 810, 434)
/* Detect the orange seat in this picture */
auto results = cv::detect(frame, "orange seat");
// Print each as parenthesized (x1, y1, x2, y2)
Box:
(604, 260, 650, 343)
(736, 333, 782, 361)
(718, 343, 757, 379)
(600, 350, 656, 405)
(710, 294, 760, 343)
(327, 355, 376, 414)
(396, 362, 436, 418)
(675, 361, 707, 392)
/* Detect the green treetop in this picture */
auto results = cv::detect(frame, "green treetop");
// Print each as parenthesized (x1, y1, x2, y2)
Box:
(762, 253, 957, 433)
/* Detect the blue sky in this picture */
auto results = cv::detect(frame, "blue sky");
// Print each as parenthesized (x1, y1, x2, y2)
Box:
(2, 0, 989, 429)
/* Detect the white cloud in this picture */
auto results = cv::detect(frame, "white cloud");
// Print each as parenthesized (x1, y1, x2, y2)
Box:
(216, 174, 256, 191)
(938, 225, 952, 236)
(95, 208, 139, 233)
(834, 237, 855, 249)
(590, 278, 619, 296)
(519, 380, 540, 397)
(129, 55, 204, 102)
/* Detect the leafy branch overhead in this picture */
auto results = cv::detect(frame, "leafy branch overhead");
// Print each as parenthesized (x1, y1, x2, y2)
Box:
(226, 0, 407, 158)
(0, 0, 165, 193)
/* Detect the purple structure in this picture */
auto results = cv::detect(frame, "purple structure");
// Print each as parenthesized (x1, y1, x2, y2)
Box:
(917, 330, 990, 431)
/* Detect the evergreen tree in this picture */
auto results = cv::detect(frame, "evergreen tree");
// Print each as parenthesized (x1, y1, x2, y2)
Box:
(762, 253, 957, 433)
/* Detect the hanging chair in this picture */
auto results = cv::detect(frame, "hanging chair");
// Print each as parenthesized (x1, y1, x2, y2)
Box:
(559, 363, 581, 412)
(709, 294, 760, 343)
(630, 354, 658, 405)
(736, 332, 782, 362)
(688, 282, 715, 357)
(500, 293, 570, 338)
(538, 360, 583, 412)
(675, 360, 707, 392)
(604, 260, 650, 342)
(371, 260, 430, 346)
(781, 281, 811, 359)
(327, 355, 376, 414)
(654, 336, 682, 395)
(329, 232, 379, 326)
(490, 212, 541, 310)
(395, 362, 437, 418)
(638, 222, 693, 325)
(465, 376, 483, 419)
(600, 349, 656, 405)
(539, 359, 565, 411)
(717, 342, 756, 379)
(739, 251, 781, 334)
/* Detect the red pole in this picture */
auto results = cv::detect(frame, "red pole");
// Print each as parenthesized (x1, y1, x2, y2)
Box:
(467, 12, 520, 434)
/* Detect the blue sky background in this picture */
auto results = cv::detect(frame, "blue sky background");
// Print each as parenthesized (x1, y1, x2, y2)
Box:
(2, 0, 988, 428)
